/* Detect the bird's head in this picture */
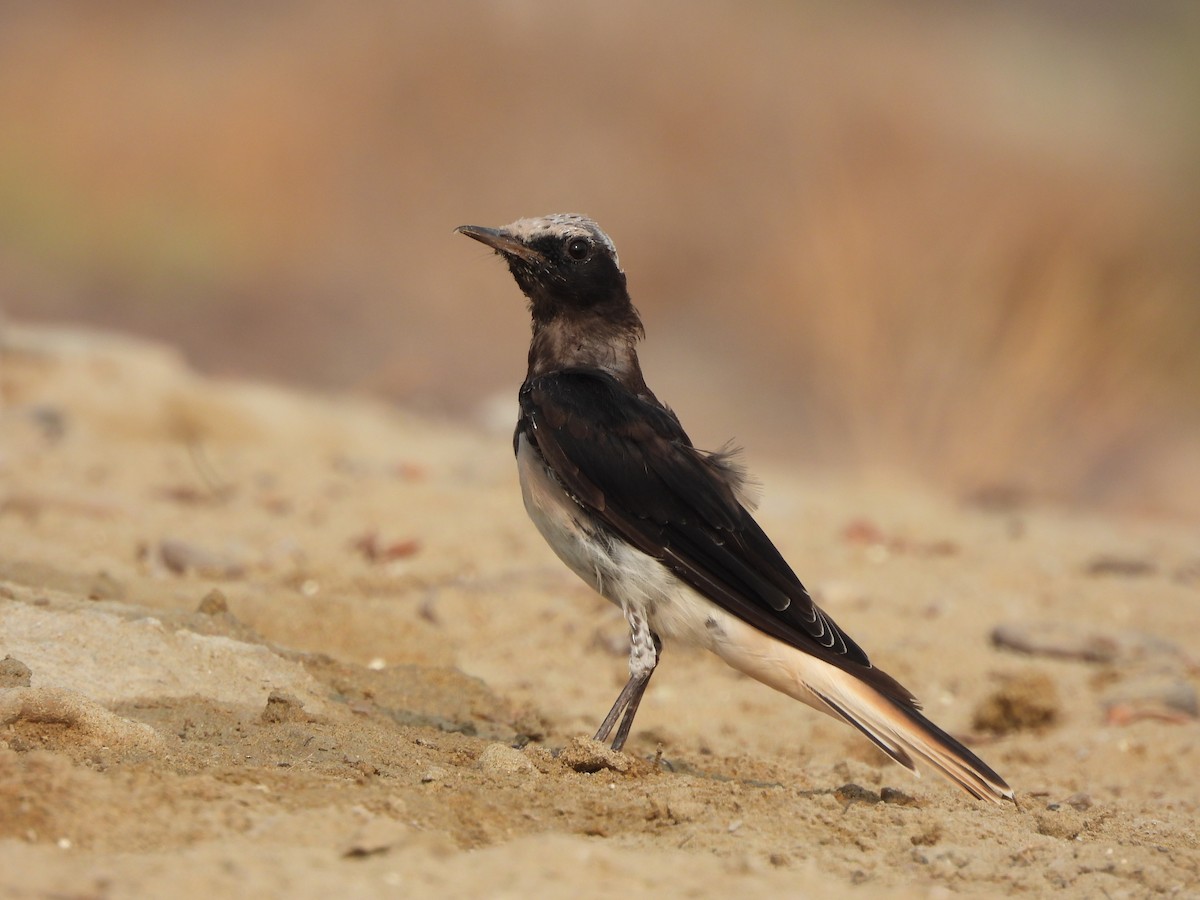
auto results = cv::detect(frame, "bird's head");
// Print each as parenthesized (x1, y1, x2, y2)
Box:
(457, 214, 632, 324)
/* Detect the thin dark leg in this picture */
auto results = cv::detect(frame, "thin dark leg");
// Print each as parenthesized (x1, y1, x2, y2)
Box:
(593, 672, 650, 745)
(594, 633, 662, 751)
(610, 678, 650, 752)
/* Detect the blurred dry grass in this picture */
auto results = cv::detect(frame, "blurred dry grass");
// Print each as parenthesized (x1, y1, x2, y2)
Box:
(1, 1, 1198, 515)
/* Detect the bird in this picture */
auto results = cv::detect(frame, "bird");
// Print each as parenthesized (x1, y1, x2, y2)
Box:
(456, 213, 1014, 804)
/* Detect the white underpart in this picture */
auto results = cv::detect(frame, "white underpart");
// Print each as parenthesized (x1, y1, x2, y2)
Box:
(517, 435, 708, 673)
(519, 432, 841, 696)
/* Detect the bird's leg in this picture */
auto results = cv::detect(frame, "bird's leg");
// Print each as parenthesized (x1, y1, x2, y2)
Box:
(609, 634, 660, 751)
(594, 609, 662, 752)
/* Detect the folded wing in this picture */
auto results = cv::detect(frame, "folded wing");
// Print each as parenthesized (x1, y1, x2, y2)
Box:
(519, 368, 915, 708)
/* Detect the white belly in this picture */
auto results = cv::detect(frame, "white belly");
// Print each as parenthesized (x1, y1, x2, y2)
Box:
(515, 433, 833, 716)
(515, 432, 719, 649)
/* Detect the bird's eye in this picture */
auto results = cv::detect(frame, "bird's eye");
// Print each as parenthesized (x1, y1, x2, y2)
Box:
(565, 237, 591, 261)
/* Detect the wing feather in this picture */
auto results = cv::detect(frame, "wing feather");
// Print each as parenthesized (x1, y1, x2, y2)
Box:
(520, 369, 915, 704)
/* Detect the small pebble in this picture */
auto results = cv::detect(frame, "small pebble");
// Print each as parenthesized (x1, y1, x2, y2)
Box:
(835, 783, 880, 805)
(1064, 792, 1094, 811)
(991, 622, 1118, 663)
(1103, 676, 1198, 718)
(477, 743, 535, 776)
(261, 690, 307, 724)
(0, 656, 32, 688)
(420, 766, 448, 784)
(559, 737, 631, 774)
(196, 588, 229, 615)
(159, 538, 246, 578)
(1086, 555, 1157, 577)
(881, 786, 920, 807)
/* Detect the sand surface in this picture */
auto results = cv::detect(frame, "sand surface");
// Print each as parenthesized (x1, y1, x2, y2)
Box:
(1, 324, 1198, 897)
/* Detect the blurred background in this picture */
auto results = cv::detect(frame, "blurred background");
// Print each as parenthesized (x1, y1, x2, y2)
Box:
(2, 0, 1198, 517)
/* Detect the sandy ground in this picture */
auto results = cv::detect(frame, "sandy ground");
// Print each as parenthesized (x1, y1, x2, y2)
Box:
(1, 324, 1198, 898)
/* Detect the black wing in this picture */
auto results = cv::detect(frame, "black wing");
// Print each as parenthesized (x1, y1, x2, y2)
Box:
(519, 369, 913, 702)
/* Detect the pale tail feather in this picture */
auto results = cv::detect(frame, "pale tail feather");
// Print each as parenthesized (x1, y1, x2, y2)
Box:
(711, 616, 1014, 805)
(809, 679, 1014, 804)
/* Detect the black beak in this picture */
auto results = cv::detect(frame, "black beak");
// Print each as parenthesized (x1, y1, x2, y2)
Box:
(456, 225, 542, 262)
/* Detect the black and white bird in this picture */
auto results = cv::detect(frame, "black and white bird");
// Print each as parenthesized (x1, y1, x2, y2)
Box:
(457, 214, 1013, 804)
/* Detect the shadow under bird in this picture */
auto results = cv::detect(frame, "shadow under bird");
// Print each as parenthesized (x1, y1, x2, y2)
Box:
(457, 214, 1014, 804)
